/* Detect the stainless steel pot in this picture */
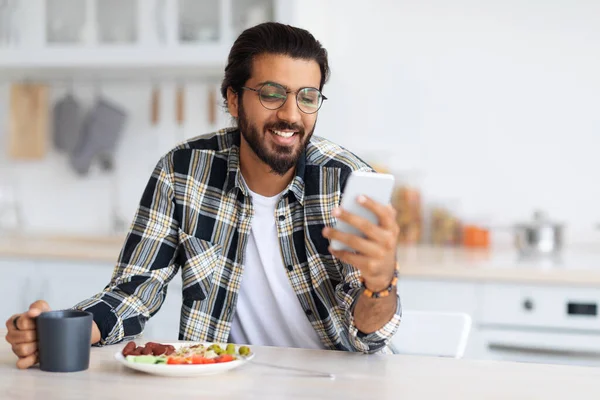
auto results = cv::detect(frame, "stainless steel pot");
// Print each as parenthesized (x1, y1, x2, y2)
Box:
(514, 211, 564, 257)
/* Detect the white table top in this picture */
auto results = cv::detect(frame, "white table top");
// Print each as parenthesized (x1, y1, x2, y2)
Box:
(1, 333, 600, 399)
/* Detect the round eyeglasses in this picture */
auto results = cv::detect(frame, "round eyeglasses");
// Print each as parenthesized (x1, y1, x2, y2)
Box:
(240, 82, 327, 114)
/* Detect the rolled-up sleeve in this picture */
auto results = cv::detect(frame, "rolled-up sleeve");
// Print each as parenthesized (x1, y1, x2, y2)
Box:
(72, 156, 180, 346)
(336, 260, 402, 354)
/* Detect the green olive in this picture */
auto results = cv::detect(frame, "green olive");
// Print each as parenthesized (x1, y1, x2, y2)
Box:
(226, 344, 236, 355)
(239, 346, 251, 356)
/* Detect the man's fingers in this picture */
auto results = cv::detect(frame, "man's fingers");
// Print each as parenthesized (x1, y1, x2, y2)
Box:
(5, 315, 18, 331)
(12, 342, 38, 358)
(4, 303, 46, 370)
(16, 353, 38, 370)
(27, 300, 51, 318)
(333, 207, 388, 243)
(15, 315, 36, 331)
(323, 227, 382, 257)
(329, 248, 370, 272)
(5, 329, 36, 345)
(356, 196, 397, 231)
(5, 313, 35, 331)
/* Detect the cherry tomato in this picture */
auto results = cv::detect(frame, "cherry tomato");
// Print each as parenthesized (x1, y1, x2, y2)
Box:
(167, 357, 184, 365)
(216, 354, 235, 363)
(191, 355, 207, 364)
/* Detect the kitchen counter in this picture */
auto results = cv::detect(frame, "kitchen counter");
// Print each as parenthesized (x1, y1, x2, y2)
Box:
(1, 333, 599, 399)
(0, 234, 124, 263)
(2, 234, 600, 285)
(396, 245, 600, 285)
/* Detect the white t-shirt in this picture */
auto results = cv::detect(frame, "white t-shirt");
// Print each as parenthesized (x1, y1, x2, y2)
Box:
(229, 187, 324, 349)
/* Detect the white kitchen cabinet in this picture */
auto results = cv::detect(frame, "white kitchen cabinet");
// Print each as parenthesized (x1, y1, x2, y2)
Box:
(36, 260, 115, 310)
(0, 259, 39, 322)
(398, 279, 480, 316)
(35, 259, 183, 340)
(0, 0, 294, 78)
(0, 256, 183, 340)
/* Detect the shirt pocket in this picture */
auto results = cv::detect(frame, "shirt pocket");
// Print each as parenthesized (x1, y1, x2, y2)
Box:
(178, 230, 223, 304)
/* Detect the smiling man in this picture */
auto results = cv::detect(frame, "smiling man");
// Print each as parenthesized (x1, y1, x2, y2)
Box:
(5, 22, 402, 369)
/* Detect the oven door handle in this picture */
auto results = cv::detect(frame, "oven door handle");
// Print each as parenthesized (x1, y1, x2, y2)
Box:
(488, 342, 600, 359)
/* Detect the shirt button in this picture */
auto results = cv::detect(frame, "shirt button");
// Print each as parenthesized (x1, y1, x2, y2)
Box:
(286, 265, 293, 271)
(305, 309, 313, 316)
(278, 215, 285, 221)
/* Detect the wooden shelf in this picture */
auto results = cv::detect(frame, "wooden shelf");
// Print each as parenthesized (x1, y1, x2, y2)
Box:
(0, 45, 229, 79)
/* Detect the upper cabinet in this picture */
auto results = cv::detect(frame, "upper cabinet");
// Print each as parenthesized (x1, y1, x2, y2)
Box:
(0, 0, 294, 78)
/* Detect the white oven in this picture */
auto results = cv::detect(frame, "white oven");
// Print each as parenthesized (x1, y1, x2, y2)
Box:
(476, 283, 600, 367)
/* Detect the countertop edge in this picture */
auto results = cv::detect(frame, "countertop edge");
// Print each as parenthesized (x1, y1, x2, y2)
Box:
(2, 236, 600, 286)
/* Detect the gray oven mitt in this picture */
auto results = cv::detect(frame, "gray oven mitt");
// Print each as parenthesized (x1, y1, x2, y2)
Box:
(70, 97, 128, 176)
(53, 93, 83, 153)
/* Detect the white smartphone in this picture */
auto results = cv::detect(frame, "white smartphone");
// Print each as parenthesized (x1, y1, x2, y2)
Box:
(330, 171, 396, 252)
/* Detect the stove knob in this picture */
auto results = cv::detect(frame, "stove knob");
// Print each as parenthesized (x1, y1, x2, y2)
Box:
(523, 298, 534, 311)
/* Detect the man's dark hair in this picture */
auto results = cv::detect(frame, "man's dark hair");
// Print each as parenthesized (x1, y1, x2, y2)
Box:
(220, 22, 330, 107)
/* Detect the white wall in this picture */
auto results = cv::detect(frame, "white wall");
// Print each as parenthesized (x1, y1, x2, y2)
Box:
(295, 0, 600, 244)
(1, 0, 599, 245)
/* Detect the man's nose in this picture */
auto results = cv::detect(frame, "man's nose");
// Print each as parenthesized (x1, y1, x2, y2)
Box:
(276, 96, 302, 125)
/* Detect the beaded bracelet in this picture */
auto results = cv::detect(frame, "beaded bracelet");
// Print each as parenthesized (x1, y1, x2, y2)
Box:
(359, 264, 399, 299)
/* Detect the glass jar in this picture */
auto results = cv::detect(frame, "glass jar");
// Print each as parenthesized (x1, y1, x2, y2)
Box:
(363, 154, 424, 246)
(462, 215, 491, 249)
(428, 199, 462, 247)
(391, 171, 423, 245)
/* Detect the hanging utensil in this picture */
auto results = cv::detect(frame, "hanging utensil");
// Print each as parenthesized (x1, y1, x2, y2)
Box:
(208, 84, 216, 126)
(9, 82, 49, 160)
(150, 83, 160, 126)
(70, 83, 128, 176)
(53, 80, 84, 154)
(175, 83, 185, 142)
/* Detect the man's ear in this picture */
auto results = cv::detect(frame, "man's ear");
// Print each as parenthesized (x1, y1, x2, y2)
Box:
(227, 87, 239, 118)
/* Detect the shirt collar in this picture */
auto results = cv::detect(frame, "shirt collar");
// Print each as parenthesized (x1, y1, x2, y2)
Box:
(225, 129, 306, 206)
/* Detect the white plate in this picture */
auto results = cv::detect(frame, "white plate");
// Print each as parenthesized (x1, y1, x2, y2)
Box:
(114, 342, 254, 377)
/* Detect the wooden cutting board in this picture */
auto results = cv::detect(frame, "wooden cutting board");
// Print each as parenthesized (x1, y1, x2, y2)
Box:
(8, 83, 49, 160)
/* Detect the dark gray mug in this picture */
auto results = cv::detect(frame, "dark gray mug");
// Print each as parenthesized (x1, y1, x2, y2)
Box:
(37, 310, 93, 373)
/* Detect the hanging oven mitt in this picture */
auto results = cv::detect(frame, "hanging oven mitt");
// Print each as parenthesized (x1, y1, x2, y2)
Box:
(70, 97, 128, 176)
(52, 93, 83, 154)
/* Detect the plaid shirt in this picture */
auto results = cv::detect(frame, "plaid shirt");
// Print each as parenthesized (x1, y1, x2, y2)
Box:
(74, 128, 401, 353)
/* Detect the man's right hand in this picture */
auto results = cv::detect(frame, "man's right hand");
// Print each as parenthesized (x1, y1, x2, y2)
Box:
(4, 300, 101, 369)
(4, 300, 50, 369)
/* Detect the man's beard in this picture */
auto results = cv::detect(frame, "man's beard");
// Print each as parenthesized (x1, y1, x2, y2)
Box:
(238, 101, 315, 176)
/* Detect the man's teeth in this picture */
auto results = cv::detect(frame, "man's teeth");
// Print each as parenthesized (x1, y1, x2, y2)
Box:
(272, 130, 295, 138)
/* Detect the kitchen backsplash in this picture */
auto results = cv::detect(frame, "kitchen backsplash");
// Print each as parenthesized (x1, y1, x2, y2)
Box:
(0, 80, 230, 235)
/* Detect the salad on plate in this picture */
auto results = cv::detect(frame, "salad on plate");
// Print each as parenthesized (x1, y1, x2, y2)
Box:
(121, 341, 252, 366)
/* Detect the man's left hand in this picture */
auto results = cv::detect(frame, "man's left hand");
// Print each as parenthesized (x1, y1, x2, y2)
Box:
(322, 195, 400, 292)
